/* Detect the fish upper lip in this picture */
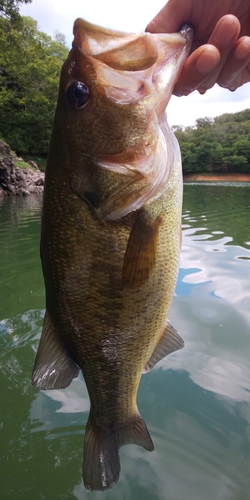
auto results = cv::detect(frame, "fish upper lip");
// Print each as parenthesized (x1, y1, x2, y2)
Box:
(179, 24, 194, 48)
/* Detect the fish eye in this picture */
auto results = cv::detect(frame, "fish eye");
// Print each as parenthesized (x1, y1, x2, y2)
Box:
(67, 81, 90, 109)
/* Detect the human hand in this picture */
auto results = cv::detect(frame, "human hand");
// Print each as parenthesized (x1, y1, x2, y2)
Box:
(146, 0, 250, 96)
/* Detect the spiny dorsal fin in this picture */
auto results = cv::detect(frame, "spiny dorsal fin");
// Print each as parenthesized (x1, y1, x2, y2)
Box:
(122, 210, 162, 289)
(32, 310, 79, 390)
(143, 320, 184, 373)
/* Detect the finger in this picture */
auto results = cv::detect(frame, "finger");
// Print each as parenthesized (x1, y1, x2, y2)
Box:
(217, 36, 250, 89)
(173, 45, 220, 96)
(195, 15, 240, 90)
(209, 14, 240, 47)
(229, 62, 250, 90)
(173, 15, 241, 96)
(224, 61, 250, 92)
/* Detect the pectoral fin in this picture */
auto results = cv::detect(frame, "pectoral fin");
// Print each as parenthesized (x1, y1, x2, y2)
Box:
(32, 310, 80, 390)
(122, 210, 161, 289)
(143, 320, 184, 373)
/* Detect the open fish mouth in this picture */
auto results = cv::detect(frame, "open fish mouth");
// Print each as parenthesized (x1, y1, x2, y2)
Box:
(69, 20, 193, 221)
(72, 19, 193, 109)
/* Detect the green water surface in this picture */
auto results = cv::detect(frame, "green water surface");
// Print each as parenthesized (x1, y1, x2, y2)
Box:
(0, 184, 250, 500)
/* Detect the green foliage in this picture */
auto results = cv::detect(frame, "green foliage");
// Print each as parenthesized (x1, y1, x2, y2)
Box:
(1, 10, 249, 173)
(174, 110, 250, 174)
(0, 15, 68, 156)
(14, 158, 34, 169)
(0, 0, 31, 22)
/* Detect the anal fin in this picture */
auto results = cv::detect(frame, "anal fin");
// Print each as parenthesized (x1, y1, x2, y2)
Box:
(143, 320, 184, 373)
(122, 210, 161, 289)
(32, 310, 80, 390)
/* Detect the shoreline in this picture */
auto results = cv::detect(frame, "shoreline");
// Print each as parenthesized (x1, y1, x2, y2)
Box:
(183, 173, 250, 182)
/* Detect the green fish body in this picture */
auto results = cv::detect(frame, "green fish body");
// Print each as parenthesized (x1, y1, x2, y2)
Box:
(32, 19, 192, 491)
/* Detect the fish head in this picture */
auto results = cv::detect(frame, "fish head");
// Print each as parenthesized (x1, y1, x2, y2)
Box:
(51, 19, 192, 218)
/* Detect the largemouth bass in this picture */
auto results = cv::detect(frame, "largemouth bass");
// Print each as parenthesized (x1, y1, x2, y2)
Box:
(32, 18, 192, 491)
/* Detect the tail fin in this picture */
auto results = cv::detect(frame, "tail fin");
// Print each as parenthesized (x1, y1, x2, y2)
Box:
(83, 411, 154, 491)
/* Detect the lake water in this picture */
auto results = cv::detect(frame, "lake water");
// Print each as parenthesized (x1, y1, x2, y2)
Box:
(1, 184, 250, 500)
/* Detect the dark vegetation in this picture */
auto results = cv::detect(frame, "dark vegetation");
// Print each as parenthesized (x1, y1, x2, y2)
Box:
(0, 0, 68, 165)
(174, 111, 250, 174)
(0, 0, 31, 21)
(1, 0, 250, 174)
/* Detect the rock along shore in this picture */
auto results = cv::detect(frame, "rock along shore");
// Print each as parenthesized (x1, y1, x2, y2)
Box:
(0, 140, 44, 197)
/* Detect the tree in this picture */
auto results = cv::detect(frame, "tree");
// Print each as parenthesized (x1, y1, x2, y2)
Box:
(0, 0, 31, 21)
(195, 117, 213, 129)
(222, 155, 248, 172)
(0, 16, 68, 156)
(173, 109, 250, 175)
(180, 142, 199, 173)
(234, 138, 250, 162)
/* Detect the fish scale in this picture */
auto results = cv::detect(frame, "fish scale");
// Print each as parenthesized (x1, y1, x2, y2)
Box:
(32, 18, 193, 491)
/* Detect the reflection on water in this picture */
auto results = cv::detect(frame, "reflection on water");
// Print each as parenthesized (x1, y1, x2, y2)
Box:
(182, 183, 250, 249)
(0, 195, 44, 319)
(1, 185, 250, 500)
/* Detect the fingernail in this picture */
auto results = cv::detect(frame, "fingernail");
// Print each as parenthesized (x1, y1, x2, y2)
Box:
(215, 21, 237, 46)
(235, 38, 250, 60)
(198, 87, 207, 95)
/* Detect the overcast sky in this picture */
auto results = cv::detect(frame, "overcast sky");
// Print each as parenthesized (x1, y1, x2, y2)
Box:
(20, 0, 250, 128)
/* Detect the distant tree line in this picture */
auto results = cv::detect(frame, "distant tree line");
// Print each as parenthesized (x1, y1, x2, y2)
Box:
(173, 110, 250, 174)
